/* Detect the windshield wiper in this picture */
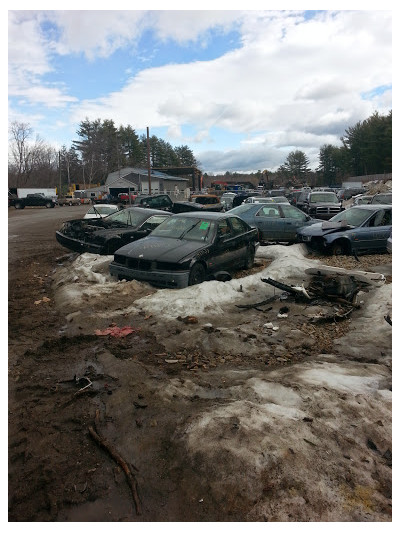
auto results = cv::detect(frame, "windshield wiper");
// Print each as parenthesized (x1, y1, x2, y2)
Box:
(178, 221, 200, 239)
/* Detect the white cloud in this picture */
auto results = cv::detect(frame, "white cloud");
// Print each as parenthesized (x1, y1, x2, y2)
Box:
(8, 9, 392, 172)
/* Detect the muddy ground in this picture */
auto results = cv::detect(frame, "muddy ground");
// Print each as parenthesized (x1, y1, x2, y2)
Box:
(8, 206, 392, 522)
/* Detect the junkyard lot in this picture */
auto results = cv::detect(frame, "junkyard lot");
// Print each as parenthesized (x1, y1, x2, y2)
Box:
(8, 206, 392, 521)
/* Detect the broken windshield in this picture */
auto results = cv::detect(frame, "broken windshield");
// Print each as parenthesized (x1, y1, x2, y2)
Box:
(329, 207, 376, 227)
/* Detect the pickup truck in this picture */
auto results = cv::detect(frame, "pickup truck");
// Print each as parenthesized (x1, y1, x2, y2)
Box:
(57, 195, 81, 206)
(11, 193, 56, 209)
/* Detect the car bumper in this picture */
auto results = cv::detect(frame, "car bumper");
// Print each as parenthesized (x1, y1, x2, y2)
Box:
(55, 231, 105, 254)
(109, 262, 190, 289)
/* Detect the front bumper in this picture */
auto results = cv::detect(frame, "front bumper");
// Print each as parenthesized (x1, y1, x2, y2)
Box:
(109, 262, 190, 289)
(56, 231, 104, 254)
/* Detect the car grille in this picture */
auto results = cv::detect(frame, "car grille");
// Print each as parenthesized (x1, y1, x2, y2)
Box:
(315, 206, 341, 215)
(113, 255, 172, 271)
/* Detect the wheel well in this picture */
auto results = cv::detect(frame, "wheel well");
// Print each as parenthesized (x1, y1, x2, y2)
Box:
(330, 238, 351, 254)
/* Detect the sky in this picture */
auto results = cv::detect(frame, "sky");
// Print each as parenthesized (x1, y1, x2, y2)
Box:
(7, 2, 393, 174)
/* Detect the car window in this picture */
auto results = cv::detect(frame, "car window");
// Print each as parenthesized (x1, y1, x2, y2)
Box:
(229, 216, 248, 235)
(309, 193, 338, 203)
(257, 206, 281, 218)
(280, 205, 307, 220)
(217, 220, 233, 238)
(368, 210, 392, 227)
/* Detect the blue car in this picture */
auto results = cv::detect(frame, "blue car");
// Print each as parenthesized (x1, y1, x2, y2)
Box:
(297, 205, 392, 255)
(229, 202, 321, 243)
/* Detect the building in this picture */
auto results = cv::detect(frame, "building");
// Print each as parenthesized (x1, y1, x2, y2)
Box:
(105, 167, 190, 197)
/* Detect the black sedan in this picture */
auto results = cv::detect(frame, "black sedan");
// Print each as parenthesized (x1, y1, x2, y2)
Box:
(56, 207, 171, 255)
(297, 205, 392, 255)
(229, 202, 321, 243)
(109, 212, 259, 288)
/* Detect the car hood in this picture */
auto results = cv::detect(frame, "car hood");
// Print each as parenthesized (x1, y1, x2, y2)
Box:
(115, 236, 207, 262)
(298, 220, 352, 236)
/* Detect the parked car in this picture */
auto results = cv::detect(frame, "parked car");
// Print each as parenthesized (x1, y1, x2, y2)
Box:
(370, 192, 392, 205)
(297, 205, 392, 255)
(189, 194, 224, 212)
(220, 192, 237, 211)
(300, 191, 343, 219)
(244, 196, 289, 204)
(83, 204, 121, 219)
(229, 202, 321, 243)
(56, 207, 171, 255)
(287, 190, 303, 206)
(109, 212, 259, 288)
(132, 193, 210, 213)
(118, 192, 137, 204)
(57, 195, 81, 206)
(338, 187, 367, 200)
(351, 194, 373, 206)
(231, 192, 261, 208)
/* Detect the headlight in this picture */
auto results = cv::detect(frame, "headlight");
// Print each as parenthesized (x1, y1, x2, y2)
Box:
(302, 235, 312, 242)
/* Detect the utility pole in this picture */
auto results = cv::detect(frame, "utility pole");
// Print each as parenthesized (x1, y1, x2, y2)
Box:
(58, 151, 62, 195)
(146, 127, 151, 194)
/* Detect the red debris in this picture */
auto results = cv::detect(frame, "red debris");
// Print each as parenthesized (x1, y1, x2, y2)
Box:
(94, 326, 137, 338)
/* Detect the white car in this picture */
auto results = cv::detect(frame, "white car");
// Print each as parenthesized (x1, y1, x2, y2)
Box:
(83, 204, 120, 219)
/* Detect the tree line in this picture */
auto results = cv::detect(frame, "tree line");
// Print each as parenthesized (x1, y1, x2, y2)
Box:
(8, 110, 391, 191)
(8, 118, 199, 191)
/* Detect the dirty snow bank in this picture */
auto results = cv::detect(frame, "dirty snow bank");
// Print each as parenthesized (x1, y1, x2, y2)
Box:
(127, 244, 318, 320)
(159, 358, 392, 521)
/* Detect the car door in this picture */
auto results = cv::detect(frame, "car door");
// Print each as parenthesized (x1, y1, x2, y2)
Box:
(352, 208, 392, 251)
(212, 219, 238, 270)
(254, 205, 283, 241)
(279, 204, 313, 241)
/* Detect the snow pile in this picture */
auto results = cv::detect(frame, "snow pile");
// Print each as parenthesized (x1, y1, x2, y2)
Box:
(131, 244, 318, 320)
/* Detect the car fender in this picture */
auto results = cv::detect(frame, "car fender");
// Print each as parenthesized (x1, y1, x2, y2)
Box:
(323, 232, 351, 247)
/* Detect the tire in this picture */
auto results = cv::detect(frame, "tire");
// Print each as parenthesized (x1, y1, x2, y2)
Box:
(188, 263, 206, 286)
(331, 240, 349, 256)
(15, 202, 24, 209)
(68, 201, 73, 206)
(45, 202, 53, 208)
(244, 245, 255, 269)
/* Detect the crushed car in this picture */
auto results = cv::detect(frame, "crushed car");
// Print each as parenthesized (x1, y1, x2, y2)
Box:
(189, 194, 224, 212)
(55, 207, 172, 255)
(297, 204, 392, 255)
(229, 202, 322, 243)
(109, 212, 259, 288)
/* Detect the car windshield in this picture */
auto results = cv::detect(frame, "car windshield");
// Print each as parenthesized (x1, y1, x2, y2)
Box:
(309, 193, 339, 203)
(151, 216, 215, 242)
(87, 206, 117, 215)
(104, 208, 149, 226)
(329, 207, 375, 227)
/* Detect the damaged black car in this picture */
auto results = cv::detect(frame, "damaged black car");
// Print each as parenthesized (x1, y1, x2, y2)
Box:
(297, 205, 392, 255)
(56, 207, 172, 255)
(109, 212, 259, 288)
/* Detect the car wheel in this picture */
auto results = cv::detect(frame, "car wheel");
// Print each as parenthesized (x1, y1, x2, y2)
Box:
(244, 245, 255, 269)
(15, 202, 23, 209)
(69, 201, 73, 206)
(331, 240, 349, 256)
(45, 202, 53, 208)
(188, 263, 206, 286)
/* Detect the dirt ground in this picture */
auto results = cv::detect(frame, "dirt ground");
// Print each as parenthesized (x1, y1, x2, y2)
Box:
(8, 206, 392, 522)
